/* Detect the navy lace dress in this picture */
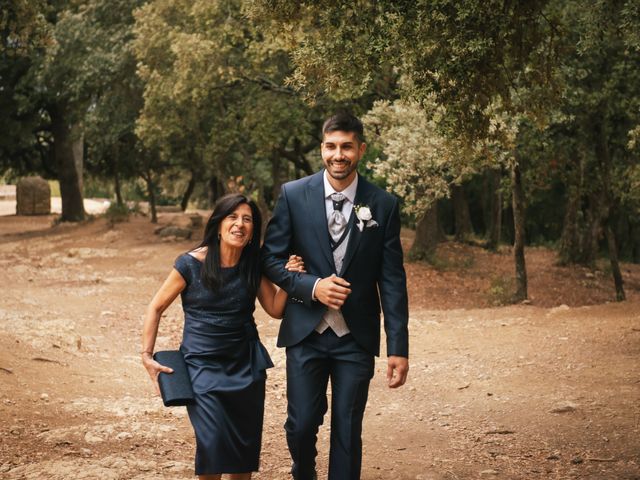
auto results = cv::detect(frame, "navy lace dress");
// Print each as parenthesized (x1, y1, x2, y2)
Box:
(173, 253, 273, 475)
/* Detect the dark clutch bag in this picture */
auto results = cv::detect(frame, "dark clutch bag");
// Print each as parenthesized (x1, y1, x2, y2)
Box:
(153, 350, 195, 407)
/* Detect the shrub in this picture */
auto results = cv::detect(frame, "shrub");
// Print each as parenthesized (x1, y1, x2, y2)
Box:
(487, 275, 516, 306)
(104, 203, 130, 226)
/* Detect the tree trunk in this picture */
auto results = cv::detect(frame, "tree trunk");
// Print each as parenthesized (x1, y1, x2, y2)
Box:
(593, 117, 626, 301)
(114, 170, 123, 206)
(631, 220, 640, 263)
(271, 150, 283, 205)
(437, 212, 448, 242)
(181, 171, 196, 211)
(451, 183, 474, 242)
(558, 181, 581, 265)
(112, 147, 123, 206)
(487, 168, 502, 251)
(409, 203, 440, 260)
(511, 162, 528, 301)
(605, 223, 625, 301)
(50, 104, 85, 222)
(208, 176, 225, 206)
(257, 187, 272, 237)
(561, 191, 605, 267)
(481, 170, 491, 236)
(144, 173, 157, 224)
(72, 124, 84, 194)
(582, 193, 604, 267)
(557, 153, 609, 267)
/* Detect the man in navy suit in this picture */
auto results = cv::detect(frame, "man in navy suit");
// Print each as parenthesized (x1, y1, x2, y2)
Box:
(262, 112, 409, 480)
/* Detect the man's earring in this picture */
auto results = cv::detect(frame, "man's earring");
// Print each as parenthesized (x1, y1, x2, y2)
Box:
(217, 233, 221, 240)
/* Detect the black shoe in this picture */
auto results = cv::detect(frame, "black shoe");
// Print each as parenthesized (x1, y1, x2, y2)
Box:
(293, 472, 317, 480)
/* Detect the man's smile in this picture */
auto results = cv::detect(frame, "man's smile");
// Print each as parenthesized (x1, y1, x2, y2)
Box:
(329, 159, 350, 168)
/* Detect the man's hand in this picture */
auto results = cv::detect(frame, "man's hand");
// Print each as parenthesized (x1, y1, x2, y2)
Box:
(285, 254, 306, 273)
(314, 274, 351, 310)
(387, 355, 409, 388)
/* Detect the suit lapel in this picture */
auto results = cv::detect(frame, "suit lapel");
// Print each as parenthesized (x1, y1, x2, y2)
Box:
(340, 176, 370, 276)
(306, 171, 335, 270)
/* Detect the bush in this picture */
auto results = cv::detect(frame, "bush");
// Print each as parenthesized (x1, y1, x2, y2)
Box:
(487, 275, 516, 306)
(104, 202, 130, 226)
(409, 248, 475, 271)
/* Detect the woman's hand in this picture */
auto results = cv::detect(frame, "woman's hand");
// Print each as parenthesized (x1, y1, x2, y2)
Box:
(141, 269, 186, 394)
(285, 254, 306, 273)
(141, 353, 174, 395)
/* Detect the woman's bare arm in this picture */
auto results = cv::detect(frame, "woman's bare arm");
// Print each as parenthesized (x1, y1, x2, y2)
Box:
(141, 269, 186, 393)
(257, 255, 305, 318)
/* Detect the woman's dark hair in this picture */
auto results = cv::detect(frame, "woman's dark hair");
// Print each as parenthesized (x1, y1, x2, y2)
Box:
(197, 193, 262, 296)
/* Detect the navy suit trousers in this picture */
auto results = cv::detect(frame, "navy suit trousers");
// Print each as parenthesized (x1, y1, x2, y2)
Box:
(285, 330, 375, 480)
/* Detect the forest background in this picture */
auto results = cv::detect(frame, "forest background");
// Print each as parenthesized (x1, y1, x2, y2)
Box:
(2, 0, 639, 303)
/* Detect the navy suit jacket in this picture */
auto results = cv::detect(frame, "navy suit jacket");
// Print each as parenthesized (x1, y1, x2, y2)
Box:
(261, 171, 409, 358)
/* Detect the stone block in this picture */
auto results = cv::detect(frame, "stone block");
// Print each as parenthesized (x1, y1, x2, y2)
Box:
(16, 176, 51, 215)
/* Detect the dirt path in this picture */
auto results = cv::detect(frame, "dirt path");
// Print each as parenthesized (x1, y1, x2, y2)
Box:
(0, 214, 638, 479)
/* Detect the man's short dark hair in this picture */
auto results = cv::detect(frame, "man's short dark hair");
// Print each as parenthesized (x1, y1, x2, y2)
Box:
(322, 112, 365, 144)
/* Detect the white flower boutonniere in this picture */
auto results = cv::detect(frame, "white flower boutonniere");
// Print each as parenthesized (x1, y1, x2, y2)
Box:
(354, 204, 379, 232)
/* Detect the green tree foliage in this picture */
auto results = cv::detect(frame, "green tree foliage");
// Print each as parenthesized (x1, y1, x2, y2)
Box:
(0, 1, 51, 177)
(248, 0, 558, 134)
(1, 2, 95, 221)
(249, 0, 561, 300)
(133, 0, 349, 211)
(1, 0, 49, 56)
(1, 0, 152, 221)
(0, 52, 51, 177)
(82, 0, 146, 207)
(552, 0, 639, 298)
(1, 0, 637, 303)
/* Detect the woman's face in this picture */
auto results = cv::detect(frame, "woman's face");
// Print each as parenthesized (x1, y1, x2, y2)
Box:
(218, 203, 254, 250)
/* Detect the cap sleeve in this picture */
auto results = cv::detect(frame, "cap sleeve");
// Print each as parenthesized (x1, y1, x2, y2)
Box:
(173, 254, 191, 285)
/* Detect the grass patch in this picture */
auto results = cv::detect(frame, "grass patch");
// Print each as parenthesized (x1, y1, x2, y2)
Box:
(408, 245, 476, 271)
(427, 252, 475, 271)
(407, 247, 436, 263)
(48, 180, 61, 196)
(487, 275, 516, 306)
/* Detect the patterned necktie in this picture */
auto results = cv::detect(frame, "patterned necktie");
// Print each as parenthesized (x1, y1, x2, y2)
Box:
(328, 192, 347, 244)
(316, 191, 351, 337)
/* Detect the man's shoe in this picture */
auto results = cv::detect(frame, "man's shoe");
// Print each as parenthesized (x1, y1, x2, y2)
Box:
(292, 471, 317, 480)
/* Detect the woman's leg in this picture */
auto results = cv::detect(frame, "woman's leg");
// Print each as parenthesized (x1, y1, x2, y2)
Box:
(198, 475, 221, 480)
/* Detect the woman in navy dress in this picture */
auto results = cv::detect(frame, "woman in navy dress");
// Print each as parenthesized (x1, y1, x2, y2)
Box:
(141, 193, 303, 480)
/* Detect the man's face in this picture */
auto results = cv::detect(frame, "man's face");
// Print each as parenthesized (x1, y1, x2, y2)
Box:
(321, 130, 366, 183)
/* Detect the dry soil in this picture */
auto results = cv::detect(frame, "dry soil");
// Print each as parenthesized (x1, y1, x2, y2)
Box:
(0, 212, 639, 480)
